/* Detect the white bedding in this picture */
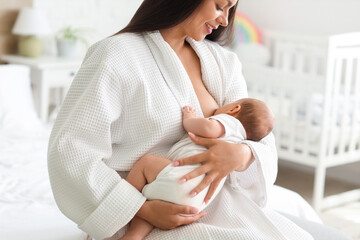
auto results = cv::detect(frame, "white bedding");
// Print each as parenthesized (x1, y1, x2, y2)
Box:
(0, 126, 85, 240)
(0, 64, 322, 239)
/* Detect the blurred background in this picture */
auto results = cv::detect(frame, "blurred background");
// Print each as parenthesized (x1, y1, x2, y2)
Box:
(0, 0, 359, 239)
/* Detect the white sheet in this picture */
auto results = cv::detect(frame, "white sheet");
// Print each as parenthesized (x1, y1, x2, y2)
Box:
(0, 126, 84, 240)
(0, 65, 42, 134)
(268, 185, 322, 224)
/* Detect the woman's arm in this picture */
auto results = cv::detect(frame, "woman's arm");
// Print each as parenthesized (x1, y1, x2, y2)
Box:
(48, 63, 207, 239)
(182, 106, 225, 138)
(48, 63, 147, 240)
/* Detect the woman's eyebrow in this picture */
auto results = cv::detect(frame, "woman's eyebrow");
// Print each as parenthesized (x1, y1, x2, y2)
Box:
(227, 0, 235, 7)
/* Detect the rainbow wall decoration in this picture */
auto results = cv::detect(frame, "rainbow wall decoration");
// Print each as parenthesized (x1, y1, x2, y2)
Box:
(234, 12, 262, 44)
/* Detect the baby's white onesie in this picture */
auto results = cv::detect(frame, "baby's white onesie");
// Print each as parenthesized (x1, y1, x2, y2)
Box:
(142, 113, 247, 210)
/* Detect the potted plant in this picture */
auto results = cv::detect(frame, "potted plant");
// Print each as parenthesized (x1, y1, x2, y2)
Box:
(56, 26, 88, 58)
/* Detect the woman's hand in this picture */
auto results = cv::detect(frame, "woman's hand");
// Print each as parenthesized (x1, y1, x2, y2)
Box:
(173, 132, 254, 204)
(136, 200, 206, 230)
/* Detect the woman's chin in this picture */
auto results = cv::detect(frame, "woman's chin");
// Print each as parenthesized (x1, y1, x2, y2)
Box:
(186, 30, 207, 41)
(191, 34, 207, 42)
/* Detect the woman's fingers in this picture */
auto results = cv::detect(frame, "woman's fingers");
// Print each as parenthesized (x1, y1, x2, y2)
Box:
(144, 200, 205, 230)
(173, 205, 206, 225)
(173, 134, 220, 167)
(188, 132, 218, 148)
(178, 211, 207, 225)
(178, 164, 209, 184)
(203, 179, 222, 204)
(173, 204, 197, 215)
(173, 152, 204, 167)
(188, 172, 217, 198)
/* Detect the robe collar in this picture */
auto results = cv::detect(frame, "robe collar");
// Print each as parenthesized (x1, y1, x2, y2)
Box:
(144, 31, 223, 117)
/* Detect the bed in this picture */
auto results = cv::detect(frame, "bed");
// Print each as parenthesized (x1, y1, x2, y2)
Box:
(0, 64, 322, 239)
(0, 65, 85, 240)
(237, 30, 360, 211)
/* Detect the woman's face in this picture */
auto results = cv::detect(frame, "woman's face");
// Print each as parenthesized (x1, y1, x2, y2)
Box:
(183, 0, 238, 41)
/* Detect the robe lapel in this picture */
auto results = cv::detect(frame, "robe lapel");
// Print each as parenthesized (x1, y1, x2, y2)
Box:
(144, 31, 224, 118)
(186, 37, 224, 106)
(144, 31, 203, 116)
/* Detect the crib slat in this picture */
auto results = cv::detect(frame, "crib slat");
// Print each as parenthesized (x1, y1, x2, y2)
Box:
(288, 94, 298, 152)
(302, 93, 313, 157)
(273, 41, 281, 68)
(277, 77, 288, 151)
(338, 59, 353, 155)
(281, 44, 292, 71)
(327, 58, 343, 157)
(295, 52, 305, 73)
(349, 59, 360, 152)
(308, 55, 317, 75)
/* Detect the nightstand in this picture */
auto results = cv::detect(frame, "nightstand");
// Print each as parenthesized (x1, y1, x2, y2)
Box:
(0, 54, 82, 122)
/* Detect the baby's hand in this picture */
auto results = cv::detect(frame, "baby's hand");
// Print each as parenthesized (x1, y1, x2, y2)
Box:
(182, 106, 199, 120)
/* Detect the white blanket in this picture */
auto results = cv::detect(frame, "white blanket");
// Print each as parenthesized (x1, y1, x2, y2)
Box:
(48, 31, 313, 239)
(0, 127, 83, 240)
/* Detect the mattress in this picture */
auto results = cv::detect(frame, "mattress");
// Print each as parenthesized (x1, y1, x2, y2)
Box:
(0, 126, 85, 240)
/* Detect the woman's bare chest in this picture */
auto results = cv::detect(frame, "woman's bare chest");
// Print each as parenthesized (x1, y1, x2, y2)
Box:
(179, 45, 219, 117)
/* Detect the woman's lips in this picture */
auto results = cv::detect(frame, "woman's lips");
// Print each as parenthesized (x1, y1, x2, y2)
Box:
(205, 23, 214, 34)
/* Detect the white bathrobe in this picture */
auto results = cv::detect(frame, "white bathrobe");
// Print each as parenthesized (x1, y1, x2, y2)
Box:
(48, 31, 313, 240)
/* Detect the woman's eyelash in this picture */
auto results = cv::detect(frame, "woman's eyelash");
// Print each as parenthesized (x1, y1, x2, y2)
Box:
(216, 5, 224, 11)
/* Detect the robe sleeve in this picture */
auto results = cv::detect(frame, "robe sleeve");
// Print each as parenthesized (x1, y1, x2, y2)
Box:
(47, 63, 146, 240)
(223, 55, 278, 208)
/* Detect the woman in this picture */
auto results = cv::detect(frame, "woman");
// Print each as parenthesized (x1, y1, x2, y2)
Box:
(48, 0, 350, 239)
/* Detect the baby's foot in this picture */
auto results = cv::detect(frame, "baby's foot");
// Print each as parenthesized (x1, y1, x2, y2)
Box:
(182, 106, 199, 120)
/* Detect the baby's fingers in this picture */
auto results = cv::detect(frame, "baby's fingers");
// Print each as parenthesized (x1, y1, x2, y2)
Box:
(182, 106, 190, 112)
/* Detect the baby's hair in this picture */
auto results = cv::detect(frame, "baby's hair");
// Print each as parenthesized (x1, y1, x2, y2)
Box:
(235, 98, 274, 141)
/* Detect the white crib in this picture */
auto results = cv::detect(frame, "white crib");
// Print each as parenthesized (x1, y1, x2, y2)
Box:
(242, 31, 360, 211)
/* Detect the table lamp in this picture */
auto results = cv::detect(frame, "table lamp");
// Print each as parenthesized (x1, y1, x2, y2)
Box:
(12, 8, 51, 57)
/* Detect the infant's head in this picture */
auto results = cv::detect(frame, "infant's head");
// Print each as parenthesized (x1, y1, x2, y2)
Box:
(214, 98, 274, 141)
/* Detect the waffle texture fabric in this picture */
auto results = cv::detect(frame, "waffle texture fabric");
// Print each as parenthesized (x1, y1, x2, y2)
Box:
(48, 31, 313, 240)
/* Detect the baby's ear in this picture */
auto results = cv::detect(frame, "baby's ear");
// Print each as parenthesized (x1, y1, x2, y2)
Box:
(230, 104, 241, 114)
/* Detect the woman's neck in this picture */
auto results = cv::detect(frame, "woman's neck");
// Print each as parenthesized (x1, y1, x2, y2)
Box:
(159, 26, 188, 54)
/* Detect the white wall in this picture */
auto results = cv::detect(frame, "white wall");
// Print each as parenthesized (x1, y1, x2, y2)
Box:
(35, 0, 360, 54)
(238, 0, 360, 36)
(33, 0, 142, 55)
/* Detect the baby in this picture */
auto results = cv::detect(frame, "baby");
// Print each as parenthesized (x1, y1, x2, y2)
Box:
(121, 98, 274, 240)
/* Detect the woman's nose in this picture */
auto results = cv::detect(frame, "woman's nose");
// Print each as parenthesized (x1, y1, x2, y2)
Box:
(218, 12, 229, 27)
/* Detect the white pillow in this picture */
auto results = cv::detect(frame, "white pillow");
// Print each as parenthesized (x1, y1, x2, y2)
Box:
(0, 64, 42, 135)
(233, 43, 271, 66)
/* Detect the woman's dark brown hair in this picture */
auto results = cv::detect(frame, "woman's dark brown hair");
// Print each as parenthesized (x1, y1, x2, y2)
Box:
(115, 0, 239, 46)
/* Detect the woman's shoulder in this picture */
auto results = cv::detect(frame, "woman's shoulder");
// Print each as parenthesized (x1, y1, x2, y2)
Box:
(82, 32, 148, 67)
